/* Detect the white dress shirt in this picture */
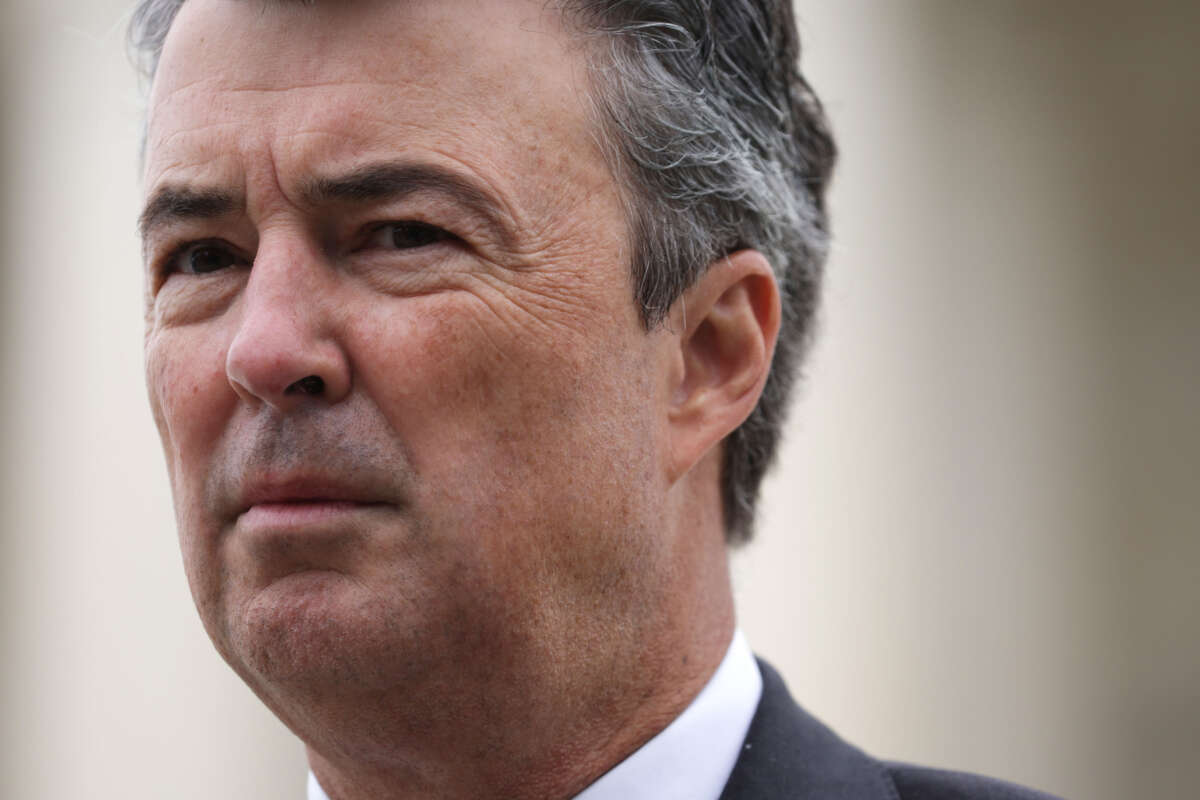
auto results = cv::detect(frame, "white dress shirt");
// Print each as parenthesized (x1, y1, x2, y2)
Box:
(307, 630, 762, 800)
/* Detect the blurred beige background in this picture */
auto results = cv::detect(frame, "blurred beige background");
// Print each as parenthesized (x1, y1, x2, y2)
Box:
(2, 1, 1197, 798)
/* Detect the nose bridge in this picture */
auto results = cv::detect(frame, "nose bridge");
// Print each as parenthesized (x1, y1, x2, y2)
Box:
(225, 231, 350, 408)
(243, 235, 315, 337)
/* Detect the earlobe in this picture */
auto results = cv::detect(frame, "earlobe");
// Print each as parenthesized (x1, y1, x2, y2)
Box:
(666, 250, 780, 483)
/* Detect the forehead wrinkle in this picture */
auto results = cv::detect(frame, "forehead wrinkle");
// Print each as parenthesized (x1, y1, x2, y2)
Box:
(147, 121, 244, 165)
(155, 80, 404, 116)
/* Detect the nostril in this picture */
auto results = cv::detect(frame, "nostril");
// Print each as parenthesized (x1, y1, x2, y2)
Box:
(285, 375, 325, 396)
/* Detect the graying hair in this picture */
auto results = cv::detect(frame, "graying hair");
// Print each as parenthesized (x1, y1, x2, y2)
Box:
(129, 0, 836, 545)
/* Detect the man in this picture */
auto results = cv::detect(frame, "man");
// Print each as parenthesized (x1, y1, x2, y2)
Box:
(132, 1, 1057, 798)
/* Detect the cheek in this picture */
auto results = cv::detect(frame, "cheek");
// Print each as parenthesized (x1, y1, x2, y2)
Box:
(145, 328, 235, 508)
(146, 327, 242, 630)
(357, 293, 596, 471)
(352, 292, 664, 549)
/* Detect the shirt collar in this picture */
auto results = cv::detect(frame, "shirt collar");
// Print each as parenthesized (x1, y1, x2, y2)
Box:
(573, 629, 761, 800)
(307, 771, 327, 800)
(307, 631, 762, 800)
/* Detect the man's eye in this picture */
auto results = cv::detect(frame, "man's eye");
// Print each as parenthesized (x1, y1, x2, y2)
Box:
(368, 221, 454, 251)
(168, 242, 244, 275)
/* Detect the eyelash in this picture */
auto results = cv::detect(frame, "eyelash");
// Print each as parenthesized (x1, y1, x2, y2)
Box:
(361, 221, 458, 252)
(159, 239, 249, 277)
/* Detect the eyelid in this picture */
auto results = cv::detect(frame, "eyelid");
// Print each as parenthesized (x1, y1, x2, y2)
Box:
(156, 237, 250, 277)
(358, 220, 458, 251)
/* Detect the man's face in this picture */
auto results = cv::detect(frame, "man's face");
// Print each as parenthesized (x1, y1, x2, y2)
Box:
(142, 0, 677, 706)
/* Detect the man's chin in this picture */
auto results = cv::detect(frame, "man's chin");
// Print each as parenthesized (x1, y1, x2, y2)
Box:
(220, 571, 423, 692)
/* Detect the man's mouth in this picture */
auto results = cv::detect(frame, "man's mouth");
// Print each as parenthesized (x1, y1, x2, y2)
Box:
(235, 477, 393, 527)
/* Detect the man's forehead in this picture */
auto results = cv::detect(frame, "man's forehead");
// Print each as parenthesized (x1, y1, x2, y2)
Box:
(143, 0, 609, 224)
(150, 0, 577, 106)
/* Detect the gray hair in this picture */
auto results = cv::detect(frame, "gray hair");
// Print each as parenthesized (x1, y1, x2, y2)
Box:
(129, 0, 836, 545)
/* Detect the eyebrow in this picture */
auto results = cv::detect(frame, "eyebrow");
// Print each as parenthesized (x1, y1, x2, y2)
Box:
(138, 187, 241, 240)
(138, 161, 516, 246)
(304, 161, 515, 246)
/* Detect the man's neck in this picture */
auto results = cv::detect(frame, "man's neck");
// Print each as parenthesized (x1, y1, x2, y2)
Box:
(301, 612, 736, 800)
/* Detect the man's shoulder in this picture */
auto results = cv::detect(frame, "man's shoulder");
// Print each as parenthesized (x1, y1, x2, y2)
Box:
(719, 658, 1060, 800)
(882, 763, 1060, 800)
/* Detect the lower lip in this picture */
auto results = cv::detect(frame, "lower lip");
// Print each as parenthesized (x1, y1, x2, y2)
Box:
(239, 501, 378, 529)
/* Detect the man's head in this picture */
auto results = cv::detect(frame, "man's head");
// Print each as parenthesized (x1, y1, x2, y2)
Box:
(134, 0, 832, 794)
(133, 0, 835, 545)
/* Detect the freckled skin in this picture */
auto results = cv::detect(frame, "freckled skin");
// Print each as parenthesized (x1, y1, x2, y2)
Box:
(143, 1, 751, 798)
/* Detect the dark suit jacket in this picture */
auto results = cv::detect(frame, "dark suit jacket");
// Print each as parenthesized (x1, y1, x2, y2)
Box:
(719, 660, 1062, 799)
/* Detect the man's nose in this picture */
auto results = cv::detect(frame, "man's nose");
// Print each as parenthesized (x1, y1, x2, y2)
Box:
(224, 242, 351, 410)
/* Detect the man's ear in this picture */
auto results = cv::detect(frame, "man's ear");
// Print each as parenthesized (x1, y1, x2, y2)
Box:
(665, 249, 780, 484)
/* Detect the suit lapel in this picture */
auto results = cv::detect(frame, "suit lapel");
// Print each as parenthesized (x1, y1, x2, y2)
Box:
(719, 659, 900, 800)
